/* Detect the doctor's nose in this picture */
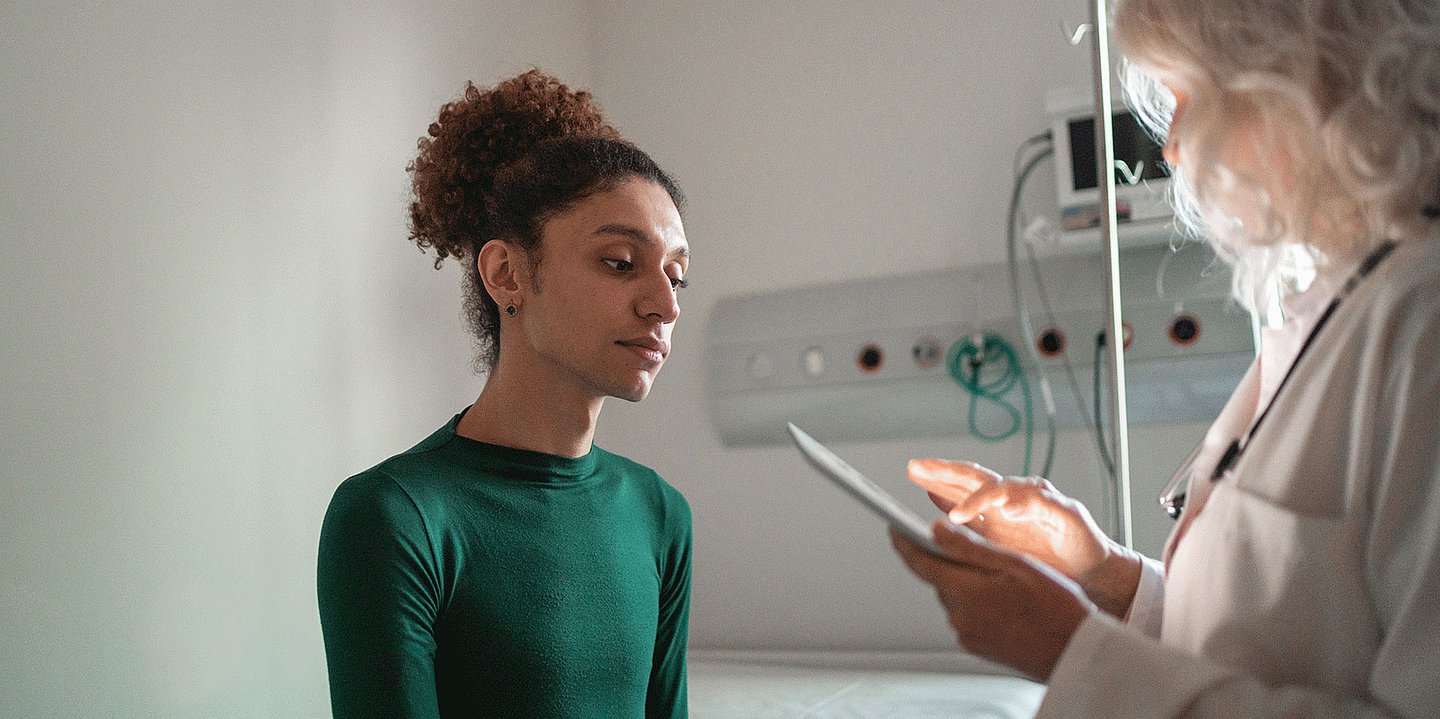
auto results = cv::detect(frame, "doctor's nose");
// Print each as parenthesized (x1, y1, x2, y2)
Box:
(1162, 85, 1189, 168)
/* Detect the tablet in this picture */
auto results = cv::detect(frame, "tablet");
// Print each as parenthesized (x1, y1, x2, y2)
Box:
(787, 422, 948, 557)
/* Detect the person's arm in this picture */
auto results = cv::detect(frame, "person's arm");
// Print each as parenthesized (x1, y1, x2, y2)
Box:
(317, 471, 443, 719)
(891, 521, 1094, 681)
(1123, 554, 1165, 638)
(646, 497, 692, 719)
(1038, 605, 1423, 718)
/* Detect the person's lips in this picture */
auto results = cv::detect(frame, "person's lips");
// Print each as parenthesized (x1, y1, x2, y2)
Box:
(617, 335, 669, 364)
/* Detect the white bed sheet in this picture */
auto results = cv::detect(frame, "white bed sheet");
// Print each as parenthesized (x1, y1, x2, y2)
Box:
(688, 651, 1045, 719)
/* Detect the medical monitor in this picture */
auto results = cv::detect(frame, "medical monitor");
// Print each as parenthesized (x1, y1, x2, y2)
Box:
(1047, 88, 1173, 231)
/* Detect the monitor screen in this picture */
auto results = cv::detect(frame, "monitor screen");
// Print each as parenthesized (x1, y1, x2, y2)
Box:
(1066, 111, 1170, 192)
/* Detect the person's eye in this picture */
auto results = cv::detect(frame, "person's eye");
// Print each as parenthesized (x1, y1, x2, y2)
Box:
(670, 276, 689, 290)
(603, 258, 635, 272)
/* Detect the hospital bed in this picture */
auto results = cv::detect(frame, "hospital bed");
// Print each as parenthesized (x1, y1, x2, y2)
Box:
(688, 649, 1046, 718)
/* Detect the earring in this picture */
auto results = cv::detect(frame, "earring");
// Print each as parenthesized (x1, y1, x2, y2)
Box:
(505, 304, 517, 317)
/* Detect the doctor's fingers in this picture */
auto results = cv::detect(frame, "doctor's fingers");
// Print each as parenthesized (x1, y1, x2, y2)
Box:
(908, 459, 998, 500)
(892, 530, 1057, 625)
(889, 539, 1009, 655)
(889, 523, 1015, 585)
(928, 519, 1045, 570)
(931, 558, 1090, 682)
(925, 491, 958, 514)
(946, 476, 1060, 525)
(894, 526, 1093, 681)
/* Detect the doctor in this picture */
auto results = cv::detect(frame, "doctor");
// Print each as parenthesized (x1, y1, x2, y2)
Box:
(890, 0, 1440, 716)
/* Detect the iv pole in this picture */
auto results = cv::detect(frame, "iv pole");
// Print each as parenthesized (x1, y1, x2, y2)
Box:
(1088, 0, 1135, 549)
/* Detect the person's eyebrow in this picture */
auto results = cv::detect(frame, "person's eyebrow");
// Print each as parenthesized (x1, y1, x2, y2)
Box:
(593, 223, 690, 260)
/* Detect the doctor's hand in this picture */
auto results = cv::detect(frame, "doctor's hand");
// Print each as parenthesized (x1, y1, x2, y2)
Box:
(907, 459, 1141, 619)
(890, 522, 1091, 682)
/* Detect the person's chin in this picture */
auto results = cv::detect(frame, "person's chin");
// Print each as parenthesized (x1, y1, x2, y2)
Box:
(612, 372, 656, 403)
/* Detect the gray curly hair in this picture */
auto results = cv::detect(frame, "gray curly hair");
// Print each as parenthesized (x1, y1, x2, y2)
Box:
(1115, 0, 1440, 312)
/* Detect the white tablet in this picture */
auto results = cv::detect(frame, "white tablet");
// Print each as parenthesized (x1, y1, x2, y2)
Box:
(787, 422, 948, 557)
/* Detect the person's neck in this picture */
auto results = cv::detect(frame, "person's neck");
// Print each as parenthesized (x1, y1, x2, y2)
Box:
(455, 355, 603, 459)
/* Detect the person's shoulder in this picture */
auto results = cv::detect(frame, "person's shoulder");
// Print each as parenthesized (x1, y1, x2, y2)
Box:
(325, 467, 422, 527)
(1370, 237, 1440, 308)
(317, 467, 436, 564)
(1363, 238, 1440, 343)
(325, 426, 463, 527)
(344, 419, 470, 498)
(592, 447, 692, 522)
(1343, 238, 1440, 399)
(592, 445, 657, 477)
(593, 447, 682, 492)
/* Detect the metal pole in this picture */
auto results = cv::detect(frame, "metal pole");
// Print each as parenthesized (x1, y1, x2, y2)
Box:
(1089, 0, 1135, 549)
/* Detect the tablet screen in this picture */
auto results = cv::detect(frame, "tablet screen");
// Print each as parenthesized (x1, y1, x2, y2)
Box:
(788, 422, 947, 556)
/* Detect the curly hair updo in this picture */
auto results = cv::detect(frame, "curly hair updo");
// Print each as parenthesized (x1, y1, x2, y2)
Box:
(407, 69, 685, 371)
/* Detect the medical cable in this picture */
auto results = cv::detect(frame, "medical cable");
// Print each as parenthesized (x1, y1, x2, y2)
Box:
(1008, 135, 1124, 497)
(1023, 239, 1115, 478)
(1092, 333, 1113, 471)
(1006, 137, 1059, 478)
(1012, 132, 1057, 179)
(947, 333, 1035, 475)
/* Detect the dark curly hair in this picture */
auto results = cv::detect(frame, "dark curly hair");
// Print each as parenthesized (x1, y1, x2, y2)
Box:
(407, 69, 684, 371)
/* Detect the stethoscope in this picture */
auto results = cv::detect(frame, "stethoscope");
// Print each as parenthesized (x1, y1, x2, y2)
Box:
(1158, 240, 1398, 519)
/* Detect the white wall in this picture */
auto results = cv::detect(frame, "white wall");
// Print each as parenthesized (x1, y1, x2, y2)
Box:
(1, 1, 593, 716)
(586, 0, 1210, 650)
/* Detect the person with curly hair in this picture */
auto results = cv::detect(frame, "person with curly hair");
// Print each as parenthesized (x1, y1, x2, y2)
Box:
(891, 0, 1440, 716)
(317, 69, 693, 719)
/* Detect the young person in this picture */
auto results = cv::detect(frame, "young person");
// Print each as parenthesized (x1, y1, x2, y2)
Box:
(891, 0, 1440, 716)
(318, 70, 693, 719)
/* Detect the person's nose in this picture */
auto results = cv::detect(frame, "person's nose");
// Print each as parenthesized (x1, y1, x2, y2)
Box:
(1163, 88, 1187, 167)
(636, 270, 681, 324)
(1163, 130, 1180, 167)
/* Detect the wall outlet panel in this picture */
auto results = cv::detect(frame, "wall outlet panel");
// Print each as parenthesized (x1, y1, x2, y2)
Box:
(707, 242, 1254, 446)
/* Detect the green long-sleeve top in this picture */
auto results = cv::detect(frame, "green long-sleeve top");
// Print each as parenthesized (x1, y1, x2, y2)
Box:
(317, 413, 692, 718)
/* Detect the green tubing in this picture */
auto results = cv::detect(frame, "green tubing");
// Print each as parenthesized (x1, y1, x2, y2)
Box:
(947, 333, 1034, 475)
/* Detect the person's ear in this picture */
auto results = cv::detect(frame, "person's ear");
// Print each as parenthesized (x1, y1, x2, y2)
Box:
(476, 239, 525, 307)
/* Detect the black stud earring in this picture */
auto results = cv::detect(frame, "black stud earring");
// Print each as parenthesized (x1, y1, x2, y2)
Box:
(505, 304, 517, 316)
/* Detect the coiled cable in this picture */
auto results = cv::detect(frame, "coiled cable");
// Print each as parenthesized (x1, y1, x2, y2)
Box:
(947, 333, 1035, 475)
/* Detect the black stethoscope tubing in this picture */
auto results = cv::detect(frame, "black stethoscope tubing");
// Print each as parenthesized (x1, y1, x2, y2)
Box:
(1162, 240, 1397, 519)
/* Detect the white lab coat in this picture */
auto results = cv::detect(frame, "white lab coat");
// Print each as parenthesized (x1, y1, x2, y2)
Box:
(1037, 236, 1440, 718)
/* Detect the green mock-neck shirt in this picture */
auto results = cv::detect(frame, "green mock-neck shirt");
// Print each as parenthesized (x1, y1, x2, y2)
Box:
(317, 412, 692, 718)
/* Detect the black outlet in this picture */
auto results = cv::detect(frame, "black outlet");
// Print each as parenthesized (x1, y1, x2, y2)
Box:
(1169, 314, 1200, 345)
(1037, 327, 1067, 357)
(858, 344, 884, 372)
